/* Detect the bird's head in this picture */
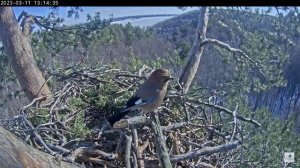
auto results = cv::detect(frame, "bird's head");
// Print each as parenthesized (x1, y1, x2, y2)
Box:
(149, 68, 174, 84)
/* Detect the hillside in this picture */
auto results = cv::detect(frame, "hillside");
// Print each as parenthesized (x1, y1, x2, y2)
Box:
(153, 9, 300, 118)
(1, 8, 299, 120)
(1, 8, 298, 118)
(1, 7, 300, 167)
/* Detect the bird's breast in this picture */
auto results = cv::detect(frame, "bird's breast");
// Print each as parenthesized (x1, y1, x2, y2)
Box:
(140, 89, 166, 112)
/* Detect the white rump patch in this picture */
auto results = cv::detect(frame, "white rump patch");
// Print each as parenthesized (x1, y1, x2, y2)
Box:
(135, 99, 143, 105)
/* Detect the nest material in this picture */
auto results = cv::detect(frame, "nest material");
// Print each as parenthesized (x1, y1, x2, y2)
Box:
(0, 66, 260, 167)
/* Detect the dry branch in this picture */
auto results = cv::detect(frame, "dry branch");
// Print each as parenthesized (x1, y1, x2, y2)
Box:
(171, 141, 240, 162)
(72, 147, 119, 167)
(179, 7, 210, 93)
(112, 116, 149, 129)
(132, 128, 145, 168)
(125, 135, 132, 168)
(187, 98, 261, 127)
(21, 96, 47, 112)
(200, 38, 266, 79)
(0, 66, 261, 167)
(150, 113, 172, 168)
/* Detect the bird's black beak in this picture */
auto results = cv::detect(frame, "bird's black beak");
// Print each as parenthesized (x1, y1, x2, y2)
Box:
(164, 76, 174, 83)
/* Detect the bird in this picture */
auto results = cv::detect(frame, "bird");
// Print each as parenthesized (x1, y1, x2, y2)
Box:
(106, 68, 173, 126)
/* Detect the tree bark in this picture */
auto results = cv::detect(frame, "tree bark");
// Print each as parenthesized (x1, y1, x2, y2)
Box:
(132, 128, 145, 168)
(0, 7, 52, 102)
(150, 113, 172, 168)
(179, 7, 209, 93)
(0, 126, 83, 168)
(170, 141, 239, 162)
(125, 135, 132, 168)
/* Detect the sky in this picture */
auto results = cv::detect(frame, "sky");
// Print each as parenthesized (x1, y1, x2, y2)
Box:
(13, 7, 199, 26)
(12, 7, 283, 27)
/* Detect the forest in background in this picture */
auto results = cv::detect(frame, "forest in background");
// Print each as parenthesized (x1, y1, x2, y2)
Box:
(0, 7, 300, 167)
(2, 8, 299, 119)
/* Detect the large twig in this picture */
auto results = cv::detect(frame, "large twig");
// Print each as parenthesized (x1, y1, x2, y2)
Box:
(171, 141, 240, 162)
(113, 116, 193, 132)
(187, 98, 261, 127)
(125, 135, 132, 168)
(47, 143, 71, 155)
(200, 38, 266, 79)
(161, 122, 187, 131)
(230, 104, 239, 142)
(18, 115, 55, 155)
(150, 113, 172, 168)
(132, 128, 144, 168)
(72, 147, 119, 167)
(116, 73, 147, 80)
(112, 116, 149, 129)
(17, 11, 35, 37)
(21, 96, 47, 113)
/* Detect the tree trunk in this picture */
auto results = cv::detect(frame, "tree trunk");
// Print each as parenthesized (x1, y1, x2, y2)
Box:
(0, 126, 83, 168)
(0, 7, 52, 102)
(179, 7, 209, 93)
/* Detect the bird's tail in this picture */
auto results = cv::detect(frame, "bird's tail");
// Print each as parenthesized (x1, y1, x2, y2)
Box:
(106, 110, 130, 126)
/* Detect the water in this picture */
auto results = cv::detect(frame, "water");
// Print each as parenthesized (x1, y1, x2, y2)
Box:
(112, 16, 175, 27)
(13, 7, 198, 27)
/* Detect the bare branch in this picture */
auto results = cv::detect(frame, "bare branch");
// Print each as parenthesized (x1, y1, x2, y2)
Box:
(21, 96, 47, 113)
(46, 143, 70, 155)
(171, 141, 240, 162)
(201, 38, 266, 79)
(17, 11, 26, 22)
(18, 115, 55, 155)
(187, 98, 261, 127)
(112, 116, 149, 129)
(125, 135, 132, 168)
(72, 147, 119, 167)
(150, 113, 172, 168)
(116, 73, 147, 80)
(161, 122, 187, 131)
(132, 128, 144, 168)
(113, 116, 190, 132)
(230, 104, 239, 142)
(179, 7, 210, 93)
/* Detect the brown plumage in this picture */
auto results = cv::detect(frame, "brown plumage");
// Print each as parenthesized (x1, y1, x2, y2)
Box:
(107, 68, 173, 126)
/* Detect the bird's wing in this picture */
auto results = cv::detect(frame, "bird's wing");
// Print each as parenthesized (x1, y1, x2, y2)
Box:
(121, 95, 156, 112)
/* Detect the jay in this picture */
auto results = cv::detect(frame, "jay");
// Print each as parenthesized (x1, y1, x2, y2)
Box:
(107, 68, 173, 126)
